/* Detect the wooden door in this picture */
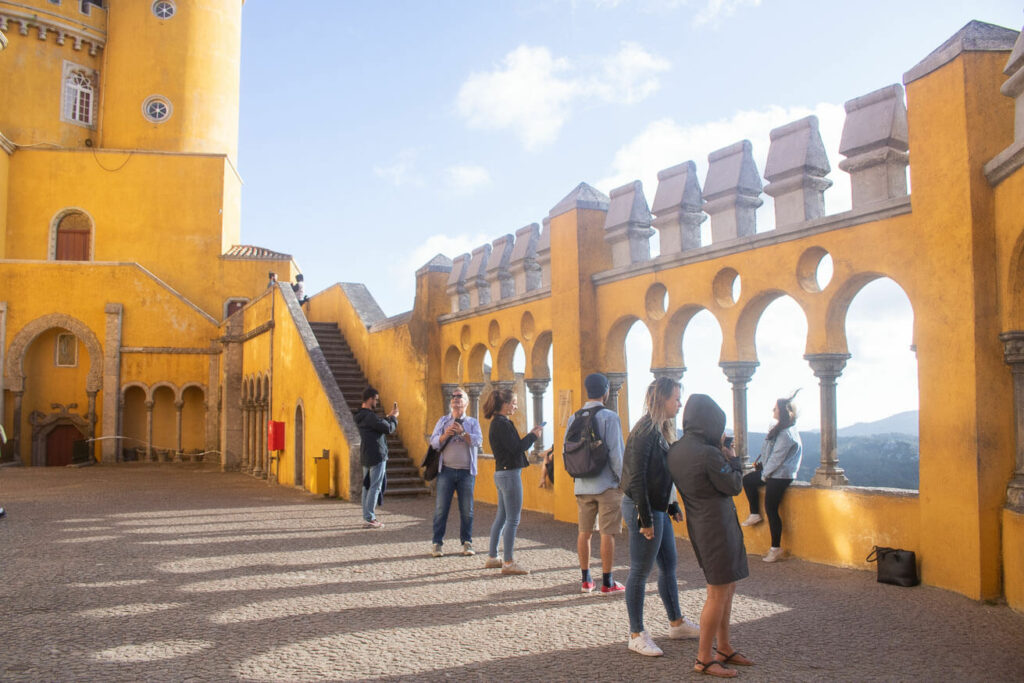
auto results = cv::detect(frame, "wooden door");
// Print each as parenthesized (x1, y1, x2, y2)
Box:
(46, 424, 81, 466)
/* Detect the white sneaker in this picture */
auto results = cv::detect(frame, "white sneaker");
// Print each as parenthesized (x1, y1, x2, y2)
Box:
(740, 514, 763, 527)
(627, 631, 664, 657)
(431, 543, 443, 558)
(462, 541, 475, 556)
(668, 617, 700, 639)
(763, 546, 785, 563)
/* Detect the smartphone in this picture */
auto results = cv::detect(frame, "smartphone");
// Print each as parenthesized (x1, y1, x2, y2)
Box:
(393, 402, 398, 409)
(723, 436, 734, 448)
(540, 421, 547, 427)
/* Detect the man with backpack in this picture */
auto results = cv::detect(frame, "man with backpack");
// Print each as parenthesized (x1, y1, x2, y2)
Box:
(564, 372, 625, 594)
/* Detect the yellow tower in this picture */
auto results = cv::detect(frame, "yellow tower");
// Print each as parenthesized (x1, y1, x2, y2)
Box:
(101, 0, 243, 159)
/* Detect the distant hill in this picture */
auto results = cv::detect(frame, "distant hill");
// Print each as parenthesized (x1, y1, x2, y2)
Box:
(746, 428, 918, 490)
(837, 410, 918, 437)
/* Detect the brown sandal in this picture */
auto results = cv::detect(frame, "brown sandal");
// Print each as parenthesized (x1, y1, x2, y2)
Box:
(715, 649, 754, 666)
(694, 659, 737, 678)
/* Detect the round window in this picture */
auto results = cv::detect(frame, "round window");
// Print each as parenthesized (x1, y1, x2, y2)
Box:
(142, 96, 172, 123)
(153, 1, 175, 19)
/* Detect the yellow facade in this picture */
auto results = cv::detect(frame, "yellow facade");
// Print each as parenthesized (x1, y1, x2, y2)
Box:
(3, 4, 1024, 612)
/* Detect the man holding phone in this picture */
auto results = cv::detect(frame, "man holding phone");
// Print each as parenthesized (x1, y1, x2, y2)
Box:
(428, 387, 483, 557)
(565, 373, 626, 594)
(355, 386, 398, 529)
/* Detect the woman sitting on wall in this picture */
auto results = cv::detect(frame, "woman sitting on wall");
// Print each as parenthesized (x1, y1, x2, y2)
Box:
(741, 392, 803, 563)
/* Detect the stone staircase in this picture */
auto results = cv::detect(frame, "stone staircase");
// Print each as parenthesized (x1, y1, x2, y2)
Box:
(308, 321, 429, 497)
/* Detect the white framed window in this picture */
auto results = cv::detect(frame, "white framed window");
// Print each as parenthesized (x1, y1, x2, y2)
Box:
(56, 333, 78, 368)
(142, 95, 172, 123)
(61, 62, 97, 128)
(152, 1, 175, 19)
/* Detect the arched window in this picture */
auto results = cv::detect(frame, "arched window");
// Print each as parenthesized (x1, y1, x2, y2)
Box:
(54, 211, 92, 261)
(62, 66, 95, 127)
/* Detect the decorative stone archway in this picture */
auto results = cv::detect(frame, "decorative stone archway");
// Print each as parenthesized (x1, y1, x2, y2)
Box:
(4, 313, 103, 463)
(29, 403, 90, 466)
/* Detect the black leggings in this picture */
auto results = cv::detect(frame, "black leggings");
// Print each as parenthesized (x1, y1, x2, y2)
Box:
(743, 470, 793, 547)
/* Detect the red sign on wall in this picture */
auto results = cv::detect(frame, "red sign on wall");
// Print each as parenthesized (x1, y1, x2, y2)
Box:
(267, 420, 285, 451)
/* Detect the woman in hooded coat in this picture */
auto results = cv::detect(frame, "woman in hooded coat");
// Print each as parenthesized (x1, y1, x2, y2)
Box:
(667, 394, 750, 678)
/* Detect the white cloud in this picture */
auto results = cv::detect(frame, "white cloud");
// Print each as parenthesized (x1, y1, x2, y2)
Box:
(384, 232, 494, 313)
(693, 0, 762, 26)
(595, 102, 850, 235)
(456, 43, 669, 150)
(372, 148, 424, 187)
(445, 164, 492, 193)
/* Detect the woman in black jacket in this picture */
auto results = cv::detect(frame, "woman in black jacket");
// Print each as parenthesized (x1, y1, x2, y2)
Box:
(483, 388, 542, 575)
(668, 394, 750, 678)
(620, 377, 700, 657)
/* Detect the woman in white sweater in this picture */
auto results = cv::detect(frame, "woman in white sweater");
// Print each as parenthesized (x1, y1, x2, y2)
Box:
(741, 393, 802, 563)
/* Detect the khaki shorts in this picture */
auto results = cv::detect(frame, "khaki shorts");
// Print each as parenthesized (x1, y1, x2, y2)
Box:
(576, 488, 623, 536)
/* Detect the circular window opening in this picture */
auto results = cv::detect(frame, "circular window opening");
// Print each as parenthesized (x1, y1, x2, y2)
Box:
(797, 247, 833, 293)
(142, 96, 172, 123)
(520, 311, 535, 341)
(644, 283, 668, 320)
(153, 1, 175, 19)
(713, 267, 741, 307)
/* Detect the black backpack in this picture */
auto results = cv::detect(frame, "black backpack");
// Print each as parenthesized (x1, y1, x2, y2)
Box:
(563, 407, 610, 479)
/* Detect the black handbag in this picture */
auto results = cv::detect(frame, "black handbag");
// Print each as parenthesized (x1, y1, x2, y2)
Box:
(421, 445, 440, 481)
(866, 546, 919, 587)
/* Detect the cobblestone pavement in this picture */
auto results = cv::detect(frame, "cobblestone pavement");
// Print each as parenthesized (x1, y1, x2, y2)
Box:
(1, 465, 1023, 682)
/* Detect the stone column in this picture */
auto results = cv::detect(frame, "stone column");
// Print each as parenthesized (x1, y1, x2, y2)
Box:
(259, 399, 269, 479)
(465, 382, 484, 419)
(805, 353, 851, 487)
(720, 361, 759, 467)
(606, 372, 628, 415)
(101, 303, 123, 464)
(86, 390, 98, 462)
(11, 391, 22, 463)
(526, 378, 550, 450)
(250, 401, 262, 477)
(240, 399, 250, 471)
(493, 380, 515, 393)
(1000, 331, 1024, 510)
(440, 383, 459, 408)
(144, 399, 154, 461)
(174, 399, 184, 460)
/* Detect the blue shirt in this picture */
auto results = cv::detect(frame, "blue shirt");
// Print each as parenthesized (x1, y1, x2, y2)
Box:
(565, 400, 625, 495)
(430, 414, 483, 476)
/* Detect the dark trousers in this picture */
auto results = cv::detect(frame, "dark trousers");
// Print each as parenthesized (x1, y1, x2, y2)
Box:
(743, 470, 793, 547)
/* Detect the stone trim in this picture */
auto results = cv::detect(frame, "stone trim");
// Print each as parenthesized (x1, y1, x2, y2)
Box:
(4, 312, 102, 392)
(0, 131, 14, 154)
(240, 320, 274, 343)
(0, 7, 106, 56)
(119, 346, 219, 354)
(437, 286, 551, 325)
(903, 20, 1018, 85)
(984, 138, 1024, 186)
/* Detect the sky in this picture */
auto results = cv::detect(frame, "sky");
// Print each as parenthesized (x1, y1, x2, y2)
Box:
(236, 0, 1022, 436)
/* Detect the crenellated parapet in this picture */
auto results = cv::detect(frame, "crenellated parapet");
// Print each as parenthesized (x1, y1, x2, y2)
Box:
(486, 234, 515, 302)
(651, 160, 704, 256)
(764, 116, 833, 228)
(703, 140, 764, 242)
(466, 244, 492, 307)
(0, 10, 105, 56)
(604, 180, 654, 268)
(509, 223, 542, 294)
(446, 253, 471, 313)
(838, 84, 909, 208)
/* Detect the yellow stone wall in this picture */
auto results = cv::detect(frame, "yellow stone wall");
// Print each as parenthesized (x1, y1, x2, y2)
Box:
(1004, 509, 1024, 613)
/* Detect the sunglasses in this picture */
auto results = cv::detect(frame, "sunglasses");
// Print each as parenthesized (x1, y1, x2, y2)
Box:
(451, 394, 465, 399)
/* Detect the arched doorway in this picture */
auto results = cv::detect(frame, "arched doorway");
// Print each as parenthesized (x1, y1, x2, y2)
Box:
(294, 404, 305, 487)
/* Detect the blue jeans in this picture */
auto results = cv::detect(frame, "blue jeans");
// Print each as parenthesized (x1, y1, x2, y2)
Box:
(489, 469, 523, 561)
(432, 467, 475, 545)
(361, 462, 386, 522)
(622, 495, 682, 634)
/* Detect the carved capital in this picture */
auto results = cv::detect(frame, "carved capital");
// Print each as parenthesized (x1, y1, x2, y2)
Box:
(463, 382, 484, 398)
(720, 361, 759, 384)
(605, 372, 629, 393)
(525, 378, 550, 395)
(651, 366, 686, 382)
(1000, 331, 1024, 367)
(805, 353, 851, 380)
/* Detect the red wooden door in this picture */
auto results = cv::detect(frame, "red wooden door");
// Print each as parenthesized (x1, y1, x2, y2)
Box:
(46, 425, 81, 466)
(56, 230, 90, 261)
